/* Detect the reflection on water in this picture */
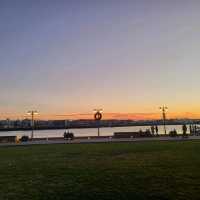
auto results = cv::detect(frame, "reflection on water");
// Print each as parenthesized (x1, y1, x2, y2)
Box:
(0, 125, 190, 138)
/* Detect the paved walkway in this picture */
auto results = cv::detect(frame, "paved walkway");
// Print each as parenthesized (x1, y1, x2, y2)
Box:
(1, 135, 200, 147)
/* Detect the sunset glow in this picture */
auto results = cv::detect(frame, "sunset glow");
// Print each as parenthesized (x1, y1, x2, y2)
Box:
(1, 1, 200, 120)
(1, 111, 200, 121)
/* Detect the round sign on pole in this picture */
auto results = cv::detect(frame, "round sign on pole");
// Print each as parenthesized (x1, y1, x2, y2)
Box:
(94, 112, 102, 121)
(93, 109, 103, 137)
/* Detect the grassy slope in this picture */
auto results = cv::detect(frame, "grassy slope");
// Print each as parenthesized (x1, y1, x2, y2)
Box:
(0, 141, 200, 200)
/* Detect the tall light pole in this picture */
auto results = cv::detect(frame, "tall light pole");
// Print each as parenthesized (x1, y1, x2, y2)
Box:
(27, 110, 38, 140)
(159, 106, 168, 135)
(93, 109, 103, 137)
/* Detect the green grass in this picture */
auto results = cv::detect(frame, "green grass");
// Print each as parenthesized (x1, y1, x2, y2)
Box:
(0, 141, 200, 200)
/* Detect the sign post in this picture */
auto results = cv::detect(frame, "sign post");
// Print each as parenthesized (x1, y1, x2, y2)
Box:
(93, 109, 103, 137)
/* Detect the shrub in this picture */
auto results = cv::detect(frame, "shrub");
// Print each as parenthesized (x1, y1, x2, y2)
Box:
(64, 132, 74, 140)
(20, 135, 29, 142)
(169, 129, 178, 137)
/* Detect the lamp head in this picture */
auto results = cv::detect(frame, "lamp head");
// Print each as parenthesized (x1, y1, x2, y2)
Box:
(27, 111, 38, 115)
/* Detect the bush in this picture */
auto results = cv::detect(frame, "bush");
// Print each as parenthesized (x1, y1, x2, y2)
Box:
(20, 136, 29, 142)
(169, 130, 178, 137)
(64, 132, 74, 140)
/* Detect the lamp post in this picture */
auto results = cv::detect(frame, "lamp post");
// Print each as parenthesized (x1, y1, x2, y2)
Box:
(27, 110, 38, 140)
(93, 109, 103, 137)
(159, 106, 168, 135)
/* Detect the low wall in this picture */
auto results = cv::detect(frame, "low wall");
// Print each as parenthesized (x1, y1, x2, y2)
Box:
(0, 136, 16, 143)
(114, 132, 153, 138)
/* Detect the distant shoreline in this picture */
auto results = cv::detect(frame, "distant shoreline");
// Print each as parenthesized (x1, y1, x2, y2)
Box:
(0, 122, 193, 132)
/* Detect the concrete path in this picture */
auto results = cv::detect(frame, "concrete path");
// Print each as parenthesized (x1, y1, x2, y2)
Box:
(1, 135, 200, 147)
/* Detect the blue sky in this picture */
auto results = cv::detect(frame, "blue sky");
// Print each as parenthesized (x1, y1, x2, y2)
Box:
(1, 0, 200, 119)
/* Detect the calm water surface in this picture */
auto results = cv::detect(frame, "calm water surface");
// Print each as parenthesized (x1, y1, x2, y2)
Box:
(0, 125, 190, 138)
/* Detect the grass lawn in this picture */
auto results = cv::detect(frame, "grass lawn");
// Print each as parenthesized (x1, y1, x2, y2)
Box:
(0, 141, 200, 200)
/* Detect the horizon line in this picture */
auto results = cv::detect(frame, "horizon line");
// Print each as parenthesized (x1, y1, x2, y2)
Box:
(1, 112, 200, 120)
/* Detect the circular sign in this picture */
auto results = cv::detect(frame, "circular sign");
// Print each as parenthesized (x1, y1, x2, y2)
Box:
(94, 112, 102, 121)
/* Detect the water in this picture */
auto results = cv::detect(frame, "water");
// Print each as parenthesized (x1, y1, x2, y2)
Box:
(0, 125, 190, 138)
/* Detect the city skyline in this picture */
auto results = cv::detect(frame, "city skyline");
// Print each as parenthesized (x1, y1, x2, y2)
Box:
(1, 0, 200, 119)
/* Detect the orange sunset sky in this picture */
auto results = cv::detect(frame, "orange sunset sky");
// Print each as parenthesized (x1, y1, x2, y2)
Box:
(1, 1, 200, 120)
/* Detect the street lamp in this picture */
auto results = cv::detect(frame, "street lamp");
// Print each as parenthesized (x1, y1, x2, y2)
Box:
(93, 109, 103, 137)
(27, 110, 38, 140)
(159, 106, 168, 135)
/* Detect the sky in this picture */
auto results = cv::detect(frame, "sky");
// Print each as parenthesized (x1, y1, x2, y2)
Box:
(0, 0, 200, 120)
